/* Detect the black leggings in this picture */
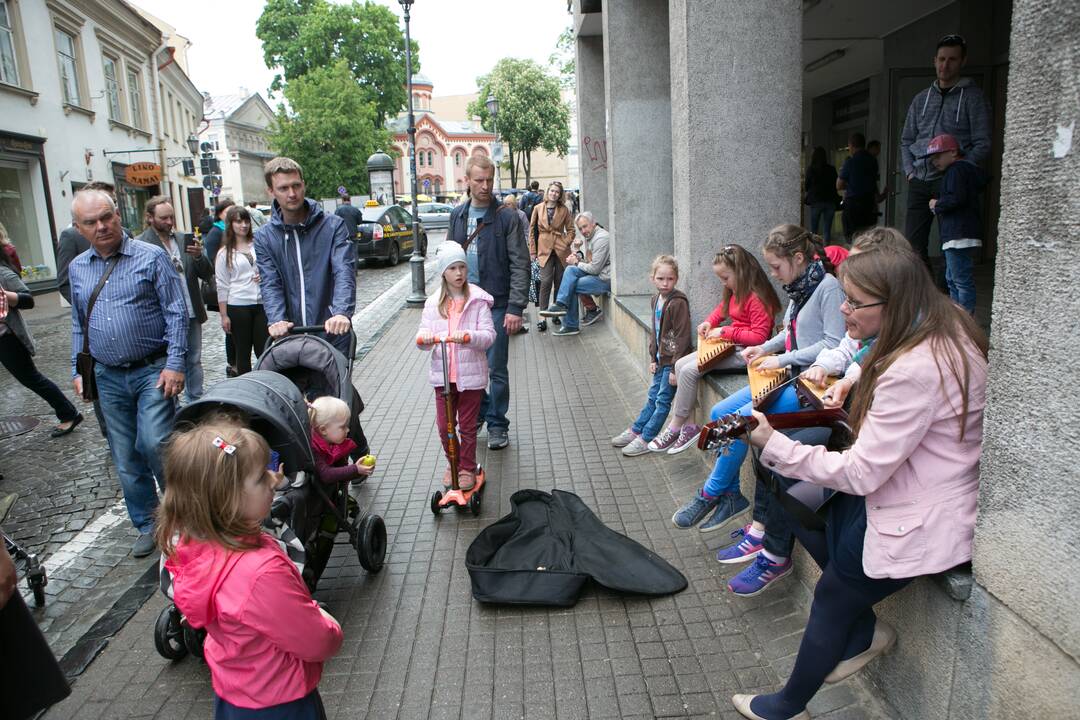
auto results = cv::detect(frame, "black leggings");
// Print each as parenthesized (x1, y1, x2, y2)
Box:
(227, 304, 269, 375)
(0, 333, 79, 422)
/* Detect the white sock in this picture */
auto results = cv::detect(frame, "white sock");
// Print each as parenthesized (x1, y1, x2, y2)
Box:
(667, 423, 682, 433)
(747, 524, 765, 540)
(761, 549, 787, 564)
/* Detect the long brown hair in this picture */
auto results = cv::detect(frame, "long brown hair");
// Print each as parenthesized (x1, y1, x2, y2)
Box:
(713, 245, 781, 320)
(155, 423, 271, 556)
(222, 205, 253, 269)
(842, 247, 988, 439)
(762, 223, 835, 276)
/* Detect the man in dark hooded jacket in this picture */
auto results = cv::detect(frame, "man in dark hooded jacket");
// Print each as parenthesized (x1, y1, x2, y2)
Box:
(254, 157, 356, 355)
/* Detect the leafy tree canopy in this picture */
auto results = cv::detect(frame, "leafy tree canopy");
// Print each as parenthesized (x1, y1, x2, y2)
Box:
(268, 61, 390, 199)
(468, 58, 570, 187)
(548, 26, 575, 90)
(257, 0, 418, 127)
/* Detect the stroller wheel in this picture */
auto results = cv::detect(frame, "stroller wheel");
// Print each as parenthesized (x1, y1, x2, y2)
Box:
(154, 605, 188, 661)
(356, 514, 386, 574)
(430, 491, 443, 516)
(469, 493, 482, 517)
(31, 579, 45, 607)
(183, 623, 206, 659)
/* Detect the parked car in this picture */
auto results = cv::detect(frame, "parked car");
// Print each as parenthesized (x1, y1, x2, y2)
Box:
(354, 201, 427, 266)
(416, 202, 454, 230)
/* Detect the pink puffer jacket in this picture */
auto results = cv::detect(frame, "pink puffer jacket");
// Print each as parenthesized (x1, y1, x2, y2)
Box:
(417, 285, 496, 391)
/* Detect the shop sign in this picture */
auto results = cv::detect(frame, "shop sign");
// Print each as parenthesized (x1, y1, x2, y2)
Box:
(125, 162, 162, 187)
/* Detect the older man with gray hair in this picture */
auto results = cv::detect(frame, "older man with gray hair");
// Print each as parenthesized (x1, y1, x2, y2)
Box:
(539, 211, 611, 336)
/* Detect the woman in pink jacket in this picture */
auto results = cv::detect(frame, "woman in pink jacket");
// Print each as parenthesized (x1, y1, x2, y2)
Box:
(731, 244, 988, 720)
(157, 423, 343, 720)
(417, 243, 496, 490)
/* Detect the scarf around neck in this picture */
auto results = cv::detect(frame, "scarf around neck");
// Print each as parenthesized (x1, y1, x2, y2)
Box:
(783, 260, 826, 316)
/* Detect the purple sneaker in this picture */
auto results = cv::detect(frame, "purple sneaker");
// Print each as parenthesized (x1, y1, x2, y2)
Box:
(647, 428, 680, 452)
(727, 555, 792, 597)
(715, 524, 763, 564)
(666, 424, 702, 455)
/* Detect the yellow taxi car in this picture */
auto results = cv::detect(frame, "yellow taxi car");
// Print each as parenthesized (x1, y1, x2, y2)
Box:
(355, 201, 428, 266)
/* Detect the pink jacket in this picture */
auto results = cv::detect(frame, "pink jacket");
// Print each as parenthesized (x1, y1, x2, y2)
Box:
(417, 285, 496, 391)
(760, 339, 987, 579)
(166, 533, 343, 709)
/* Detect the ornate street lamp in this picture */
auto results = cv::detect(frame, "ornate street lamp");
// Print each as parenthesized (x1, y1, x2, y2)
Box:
(400, 0, 426, 307)
(486, 94, 501, 196)
(185, 133, 199, 157)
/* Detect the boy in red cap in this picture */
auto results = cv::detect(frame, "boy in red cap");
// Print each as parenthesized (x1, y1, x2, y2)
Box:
(924, 133, 988, 315)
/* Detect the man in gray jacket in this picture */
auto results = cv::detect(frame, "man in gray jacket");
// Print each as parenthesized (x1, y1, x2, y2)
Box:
(900, 34, 991, 267)
(540, 211, 610, 336)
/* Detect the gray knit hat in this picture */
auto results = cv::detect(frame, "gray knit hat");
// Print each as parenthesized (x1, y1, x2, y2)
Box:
(435, 242, 468, 277)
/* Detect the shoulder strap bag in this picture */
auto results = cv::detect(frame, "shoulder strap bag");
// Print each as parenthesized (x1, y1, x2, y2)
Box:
(76, 256, 119, 402)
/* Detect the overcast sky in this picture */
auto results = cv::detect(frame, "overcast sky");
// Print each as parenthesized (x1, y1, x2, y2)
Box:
(129, 0, 573, 100)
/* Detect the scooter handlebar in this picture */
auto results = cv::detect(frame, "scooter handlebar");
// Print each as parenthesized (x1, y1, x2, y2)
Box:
(416, 333, 471, 346)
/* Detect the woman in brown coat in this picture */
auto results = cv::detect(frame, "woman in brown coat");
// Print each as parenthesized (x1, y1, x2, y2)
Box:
(529, 182, 575, 325)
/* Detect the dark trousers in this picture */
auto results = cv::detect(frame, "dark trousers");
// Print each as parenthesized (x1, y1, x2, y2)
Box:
(538, 256, 566, 310)
(0, 333, 79, 423)
(434, 384, 483, 473)
(214, 689, 326, 720)
(904, 177, 942, 268)
(227, 304, 270, 375)
(750, 427, 832, 558)
(479, 306, 510, 431)
(840, 195, 877, 242)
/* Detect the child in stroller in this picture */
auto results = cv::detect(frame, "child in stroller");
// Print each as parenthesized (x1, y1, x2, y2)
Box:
(308, 396, 375, 487)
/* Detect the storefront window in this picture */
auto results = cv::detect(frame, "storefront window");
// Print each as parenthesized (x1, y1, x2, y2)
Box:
(0, 158, 49, 279)
(116, 182, 152, 233)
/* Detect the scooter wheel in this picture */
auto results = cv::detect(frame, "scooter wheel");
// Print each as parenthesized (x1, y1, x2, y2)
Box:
(183, 624, 206, 659)
(430, 491, 443, 516)
(154, 605, 188, 661)
(469, 493, 482, 517)
(356, 515, 386, 574)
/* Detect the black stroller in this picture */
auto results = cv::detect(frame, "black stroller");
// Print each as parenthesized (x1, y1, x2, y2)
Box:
(1, 493, 47, 607)
(152, 328, 386, 661)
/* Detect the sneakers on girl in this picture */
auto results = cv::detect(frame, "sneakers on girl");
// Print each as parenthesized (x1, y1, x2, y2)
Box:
(667, 424, 702, 454)
(715, 524, 764, 564)
(611, 428, 639, 447)
(622, 436, 650, 456)
(672, 492, 720, 529)
(647, 428, 680, 452)
(727, 555, 792, 597)
(699, 493, 750, 533)
(457, 470, 476, 491)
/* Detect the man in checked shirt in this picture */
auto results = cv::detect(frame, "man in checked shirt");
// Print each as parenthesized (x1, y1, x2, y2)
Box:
(68, 189, 188, 558)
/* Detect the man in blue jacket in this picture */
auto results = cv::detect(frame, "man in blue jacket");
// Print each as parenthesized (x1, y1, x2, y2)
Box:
(254, 157, 356, 355)
(900, 34, 991, 268)
(449, 155, 530, 450)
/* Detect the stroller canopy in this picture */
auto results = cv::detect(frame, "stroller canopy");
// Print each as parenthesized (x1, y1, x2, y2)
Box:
(256, 334, 352, 404)
(175, 371, 314, 474)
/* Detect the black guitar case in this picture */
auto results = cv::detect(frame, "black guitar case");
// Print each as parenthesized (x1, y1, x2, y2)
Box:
(465, 489, 687, 606)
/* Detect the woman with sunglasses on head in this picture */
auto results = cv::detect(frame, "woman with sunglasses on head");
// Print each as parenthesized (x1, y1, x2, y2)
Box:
(730, 243, 988, 720)
(529, 181, 575, 331)
(215, 206, 269, 376)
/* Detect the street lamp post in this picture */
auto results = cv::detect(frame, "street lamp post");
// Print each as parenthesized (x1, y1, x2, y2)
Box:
(486, 94, 501, 197)
(401, 0, 426, 307)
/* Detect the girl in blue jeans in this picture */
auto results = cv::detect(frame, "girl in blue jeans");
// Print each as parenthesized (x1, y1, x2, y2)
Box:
(611, 256, 693, 457)
(672, 225, 845, 560)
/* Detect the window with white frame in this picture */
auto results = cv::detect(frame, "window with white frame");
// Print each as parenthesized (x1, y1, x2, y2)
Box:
(127, 67, 142, 127)
(102, 56, 121, 120)
(0, 1, 19, 86)
(55, 28, 80, 105)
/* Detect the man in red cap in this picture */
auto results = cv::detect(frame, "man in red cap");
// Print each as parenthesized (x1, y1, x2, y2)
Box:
(922, 133, 988, 315)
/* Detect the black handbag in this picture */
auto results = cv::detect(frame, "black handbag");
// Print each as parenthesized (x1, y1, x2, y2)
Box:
(0, 592, 71, 718)
(76, 257, 118, 402)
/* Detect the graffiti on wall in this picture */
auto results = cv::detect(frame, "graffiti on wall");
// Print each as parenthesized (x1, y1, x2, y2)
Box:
(583, 135, 607, 171)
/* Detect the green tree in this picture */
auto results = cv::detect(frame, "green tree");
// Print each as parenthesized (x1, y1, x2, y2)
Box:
(468, 59, 570, 188)
(548, 26, 575, 90)
(268, 61, 390, 199)
(256, 0, 418, 127)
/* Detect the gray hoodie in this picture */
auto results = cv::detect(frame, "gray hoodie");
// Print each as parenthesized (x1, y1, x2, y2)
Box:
(900, 77, 992, 181)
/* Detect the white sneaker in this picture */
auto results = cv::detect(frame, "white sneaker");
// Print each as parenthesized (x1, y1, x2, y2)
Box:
(611, 428, 638, 447)
(622, 436, 650, 456)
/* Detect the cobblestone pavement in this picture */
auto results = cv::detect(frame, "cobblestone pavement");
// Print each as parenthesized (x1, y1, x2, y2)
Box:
(40, 296, 898, 720)
(0, 234, 443, 658)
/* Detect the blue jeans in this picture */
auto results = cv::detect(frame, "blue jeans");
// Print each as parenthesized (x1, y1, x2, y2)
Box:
(95, 359, 176, 533)
(809, 202, 836, 244)
(631, 365, 675, 442)
(703, 384, 802, 497)
(479, 305, 511, 431)
(944, 247, 977, 314)
(185, 319, 204, 402)
(556, 266, 610, 329)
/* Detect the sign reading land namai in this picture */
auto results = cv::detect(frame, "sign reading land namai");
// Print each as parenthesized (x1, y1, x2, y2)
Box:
(124, 162, 162, 187)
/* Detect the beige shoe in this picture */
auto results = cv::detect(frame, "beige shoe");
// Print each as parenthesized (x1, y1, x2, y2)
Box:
(457, 470, 476, 491)
(731, 695, 809, 720)
(442, 467, 453, 488)
(824, 619, 897, 683)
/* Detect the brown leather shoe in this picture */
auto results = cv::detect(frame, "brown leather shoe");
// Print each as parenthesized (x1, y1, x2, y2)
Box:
(824, 619, 897, 683)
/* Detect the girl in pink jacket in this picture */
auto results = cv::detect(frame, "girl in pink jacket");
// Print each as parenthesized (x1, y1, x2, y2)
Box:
(157, 423, 343, 720)
(731, 244, 988, 720)
(416, 243, 496, 490)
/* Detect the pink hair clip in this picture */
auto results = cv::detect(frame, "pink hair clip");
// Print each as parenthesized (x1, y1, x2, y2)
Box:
(212, 436, 237, 455)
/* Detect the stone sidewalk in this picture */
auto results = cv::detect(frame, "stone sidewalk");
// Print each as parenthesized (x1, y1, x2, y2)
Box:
(40, 307, 897, 720)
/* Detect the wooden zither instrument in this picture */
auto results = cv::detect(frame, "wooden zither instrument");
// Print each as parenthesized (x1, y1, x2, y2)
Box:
(795, 376, 838, 410)
(696, 336, 736, 372)
(748, 356, 790, 409)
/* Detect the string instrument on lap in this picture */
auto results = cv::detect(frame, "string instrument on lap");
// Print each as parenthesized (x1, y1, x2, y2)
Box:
(747, 356, 790, 409)
(697, 336, 736, 372)
(795, 375, 838, 410)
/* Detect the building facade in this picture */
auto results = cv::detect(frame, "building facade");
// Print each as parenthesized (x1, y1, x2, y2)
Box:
(199, 91, 275, 207)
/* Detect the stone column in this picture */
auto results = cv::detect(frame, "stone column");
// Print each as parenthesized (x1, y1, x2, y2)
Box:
(576, 34, 608, 226)
(668, 0, 802, 322)
(603, 0, 672, 296)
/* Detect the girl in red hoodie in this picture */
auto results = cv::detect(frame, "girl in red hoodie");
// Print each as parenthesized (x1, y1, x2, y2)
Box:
(652, 245, 780, 455)
(157, 424, 343, 720)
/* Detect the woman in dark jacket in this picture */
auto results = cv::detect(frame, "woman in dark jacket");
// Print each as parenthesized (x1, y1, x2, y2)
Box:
(804, 146, 840, 244)
(0, 255, 82, 436)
